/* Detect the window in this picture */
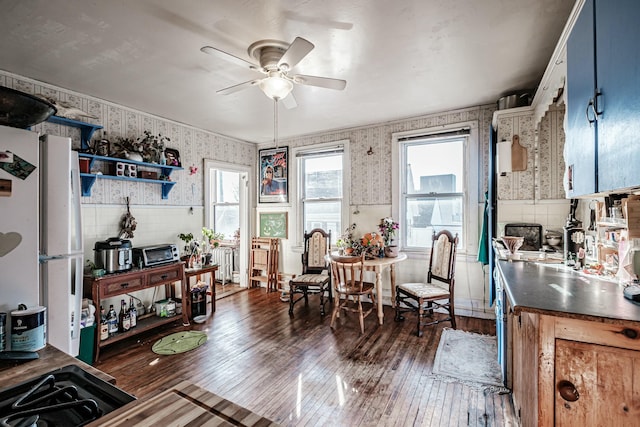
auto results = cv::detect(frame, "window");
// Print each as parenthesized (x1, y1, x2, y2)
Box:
(393, 123, 479, 254)
(297, 142, 349, 244)
(211, 170, 240, 240)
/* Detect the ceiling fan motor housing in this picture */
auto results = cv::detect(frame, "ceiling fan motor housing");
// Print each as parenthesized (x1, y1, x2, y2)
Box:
(248, 40, 289, 71)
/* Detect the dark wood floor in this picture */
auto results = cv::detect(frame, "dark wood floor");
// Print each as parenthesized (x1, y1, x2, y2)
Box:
(95, 288, 517, 426)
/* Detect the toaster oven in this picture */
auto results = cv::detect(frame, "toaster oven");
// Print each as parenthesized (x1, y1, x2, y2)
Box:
(133, 244, 180, 268)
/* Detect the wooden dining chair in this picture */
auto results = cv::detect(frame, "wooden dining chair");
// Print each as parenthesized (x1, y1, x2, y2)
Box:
(329, 253, 376, 334)
(395, 230, 458, 336)
(288, 229, 331, 316)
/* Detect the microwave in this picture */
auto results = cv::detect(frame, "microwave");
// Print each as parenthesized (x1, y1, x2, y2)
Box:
(133, 244, 180, 268)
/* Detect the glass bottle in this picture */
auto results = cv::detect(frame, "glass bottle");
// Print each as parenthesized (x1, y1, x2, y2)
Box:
(129, 297, 137, 328)
(99, 306, 109, 341)
(119, 299, 131, 332)
(107, 305, 118, 336)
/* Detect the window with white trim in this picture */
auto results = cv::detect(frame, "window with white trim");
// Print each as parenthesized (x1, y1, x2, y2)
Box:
(211, 170, 240, 240)
(393, 124, 479, 254)
(297, 142, 349, 244)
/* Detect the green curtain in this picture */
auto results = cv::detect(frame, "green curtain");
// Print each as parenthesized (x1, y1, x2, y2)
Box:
(477, 191, 489, 265)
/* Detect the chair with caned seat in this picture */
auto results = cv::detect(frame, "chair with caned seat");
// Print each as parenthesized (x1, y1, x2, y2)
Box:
(395, 230, 458, 336)
(329, 253, 377, 334)
(288, 228, 331, 316)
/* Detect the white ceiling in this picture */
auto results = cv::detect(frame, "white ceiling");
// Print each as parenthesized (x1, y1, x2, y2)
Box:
(0, 0, 575, 143)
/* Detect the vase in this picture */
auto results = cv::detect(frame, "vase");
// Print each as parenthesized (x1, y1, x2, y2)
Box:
(384, 245, 399, 258)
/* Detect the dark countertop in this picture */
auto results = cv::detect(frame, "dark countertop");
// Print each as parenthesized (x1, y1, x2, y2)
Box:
(0, 345, 115, 388)
(497, 260, 640, 325)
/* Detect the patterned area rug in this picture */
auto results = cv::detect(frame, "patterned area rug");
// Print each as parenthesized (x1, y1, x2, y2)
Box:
(431, 328, 508, 392)
(152, 331, 208, 355)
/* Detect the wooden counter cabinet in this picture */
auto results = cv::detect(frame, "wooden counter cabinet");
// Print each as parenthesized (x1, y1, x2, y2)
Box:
(84, 262, 185, 362)
(509, 312, 640, 426)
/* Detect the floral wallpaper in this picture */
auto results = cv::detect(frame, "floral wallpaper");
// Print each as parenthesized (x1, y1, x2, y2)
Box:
(266, 105, 496, 206)
(496, 106, 565, 201)
(0, 71, 255, 206)
(536, 105, 566, 200)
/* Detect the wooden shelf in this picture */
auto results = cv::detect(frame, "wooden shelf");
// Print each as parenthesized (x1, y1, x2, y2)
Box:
(78, 153, 182, 199)
(97, 314, 181, 349)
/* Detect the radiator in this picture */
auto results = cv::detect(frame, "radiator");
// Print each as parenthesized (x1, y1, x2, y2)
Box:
(210, 247, 234, 285)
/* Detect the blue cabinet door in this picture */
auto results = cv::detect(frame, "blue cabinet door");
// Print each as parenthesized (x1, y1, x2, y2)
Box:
(565, 0, 597, 197)
(595, 0, 640, 192)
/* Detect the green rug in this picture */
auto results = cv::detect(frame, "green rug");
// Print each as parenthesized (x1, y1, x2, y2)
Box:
(152, 331, 208, 355)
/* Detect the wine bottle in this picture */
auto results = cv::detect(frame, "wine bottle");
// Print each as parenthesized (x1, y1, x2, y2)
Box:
(119, 299, 131, 332)
(99, 306, 109, 341)
(107, 304, 118, 336)
(129, 297, 137, 328)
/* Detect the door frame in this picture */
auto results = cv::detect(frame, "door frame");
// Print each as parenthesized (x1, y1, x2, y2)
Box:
(204, 159, 252, 287)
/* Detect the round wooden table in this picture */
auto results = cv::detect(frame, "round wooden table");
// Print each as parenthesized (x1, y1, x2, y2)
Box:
(328, 252, 407, 325)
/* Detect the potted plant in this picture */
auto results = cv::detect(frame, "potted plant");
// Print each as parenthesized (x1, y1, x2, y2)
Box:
(86, 259, 105, 278)
(202, 227, 224, 248)
(178, 232, 195, 259)
(379, 217, 400, 257)
(338, 223, 356, 255)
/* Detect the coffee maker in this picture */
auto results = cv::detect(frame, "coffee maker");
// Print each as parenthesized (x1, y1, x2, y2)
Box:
(564, 199, 585, 265)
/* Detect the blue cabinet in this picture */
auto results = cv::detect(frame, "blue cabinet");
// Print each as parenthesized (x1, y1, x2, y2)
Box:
(594, 0, 640, 192)
(565, 0, 640, 195)
(566, 0, 596, 197)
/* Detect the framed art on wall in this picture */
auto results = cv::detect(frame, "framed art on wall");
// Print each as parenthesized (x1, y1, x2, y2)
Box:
(164, 148, 181, 167)
(259, 212, 288, 238)
(259, 147, 288, 203)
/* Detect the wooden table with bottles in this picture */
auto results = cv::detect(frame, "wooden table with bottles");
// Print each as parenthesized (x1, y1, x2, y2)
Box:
(83, 262, 185, 362)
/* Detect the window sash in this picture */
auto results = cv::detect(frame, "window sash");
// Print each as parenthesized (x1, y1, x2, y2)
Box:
(400, 137, 466, 250)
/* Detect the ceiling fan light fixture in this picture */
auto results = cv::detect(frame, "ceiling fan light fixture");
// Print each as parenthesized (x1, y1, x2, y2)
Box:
(259, 75, 293, 100)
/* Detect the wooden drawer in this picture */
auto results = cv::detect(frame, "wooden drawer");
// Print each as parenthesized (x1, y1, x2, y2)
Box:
(101, 276, 144, 298)
(553, 316, 640, 351)
(147, 264, 182, 286)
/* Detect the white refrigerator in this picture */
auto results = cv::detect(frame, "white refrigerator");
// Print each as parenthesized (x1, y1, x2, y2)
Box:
(0, 124, 83, 355)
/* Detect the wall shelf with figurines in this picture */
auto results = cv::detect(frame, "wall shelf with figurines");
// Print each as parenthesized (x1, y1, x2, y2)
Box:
(77, 153, 182, 199)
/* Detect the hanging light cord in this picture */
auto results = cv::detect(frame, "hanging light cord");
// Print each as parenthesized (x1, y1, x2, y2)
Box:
(273, 98, 279, 148)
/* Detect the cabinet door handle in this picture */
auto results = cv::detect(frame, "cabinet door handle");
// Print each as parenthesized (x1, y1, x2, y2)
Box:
(586, 99, 597, 126)
(557, 380, 580, 402)
(120, 283, 129, 288)
(594, 88, 603, 117)
(161, 274, 168, 280)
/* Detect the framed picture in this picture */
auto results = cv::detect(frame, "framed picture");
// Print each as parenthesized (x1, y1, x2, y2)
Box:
(259, 212, 288, 238)
(164, 148, 181, 167)
(259, 147, 288, 203)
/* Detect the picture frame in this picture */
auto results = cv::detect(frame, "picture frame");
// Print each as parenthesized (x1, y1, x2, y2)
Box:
(258, 146, 288, 203)
(164, 148, 181, 167)
(259, 212, 288, 238)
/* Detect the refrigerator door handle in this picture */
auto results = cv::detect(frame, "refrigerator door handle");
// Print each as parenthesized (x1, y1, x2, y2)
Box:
(40, 251, 84, 263)
(70, 166, 83, 253)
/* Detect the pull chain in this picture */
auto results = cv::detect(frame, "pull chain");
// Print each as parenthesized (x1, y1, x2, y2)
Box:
(273, 98, 279, 149)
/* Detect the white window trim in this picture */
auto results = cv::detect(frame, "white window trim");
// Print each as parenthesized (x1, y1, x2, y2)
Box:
(292, 139, 350, 248)
(204, 159, 252, 286)
(391, 121, 479, 256)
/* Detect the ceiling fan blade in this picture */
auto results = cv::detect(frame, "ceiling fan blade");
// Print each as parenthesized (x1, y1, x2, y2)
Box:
(293, 74, 347, 91)
(216, 79, 262, 95)
(278, 37, 314, 70)
(201, 46, 260, 71)
(281, 92, 297, 109)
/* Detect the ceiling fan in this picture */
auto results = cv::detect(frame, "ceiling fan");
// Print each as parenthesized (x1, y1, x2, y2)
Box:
(200, 37, 346, 108)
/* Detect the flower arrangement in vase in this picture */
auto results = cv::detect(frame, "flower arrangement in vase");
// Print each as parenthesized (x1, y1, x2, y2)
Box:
(379, 217, 400, 257)
(352, 232, 384, 259)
